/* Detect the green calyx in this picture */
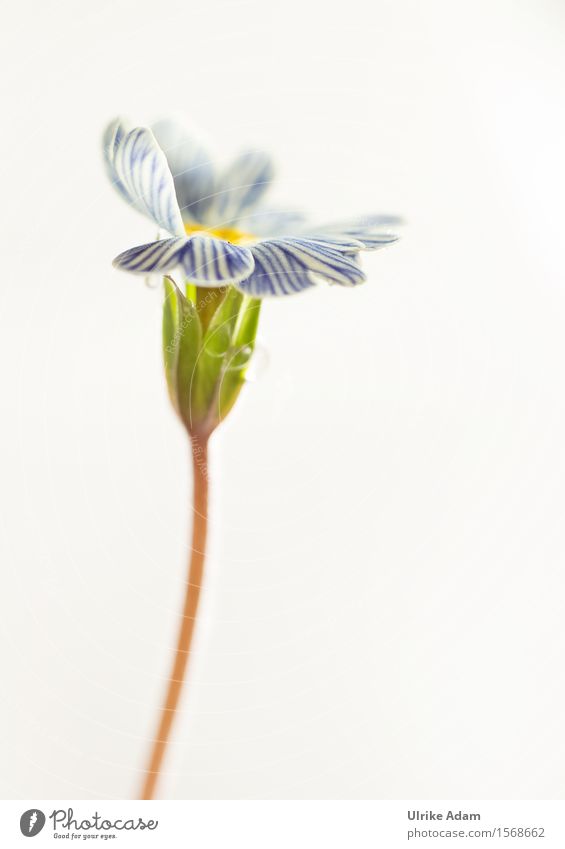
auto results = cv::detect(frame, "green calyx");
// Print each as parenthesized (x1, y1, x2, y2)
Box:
(162, 278, 261, 435)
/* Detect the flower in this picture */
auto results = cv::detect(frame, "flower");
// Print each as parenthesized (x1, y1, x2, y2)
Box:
(101, 118, 403, 802)
(103, 118, 399, 297)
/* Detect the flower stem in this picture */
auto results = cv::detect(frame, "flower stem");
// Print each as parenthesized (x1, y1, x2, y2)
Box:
(140, 432, 210, 800)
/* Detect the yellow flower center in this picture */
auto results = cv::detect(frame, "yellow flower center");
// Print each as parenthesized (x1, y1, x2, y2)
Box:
(184, 223, 256, 246)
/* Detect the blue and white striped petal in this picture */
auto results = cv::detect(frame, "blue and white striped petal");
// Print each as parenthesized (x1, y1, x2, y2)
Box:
(181, 235, 255, 285)
(113, 235, 254, 286)
(303, 215, 400, 251)
(103, 119, 135, 208)
(151, 119, 216, 226)
(113, 237, 185, 275)
(235, 207, 306, 237)
(207, 150, 274, 226)
(236, 237, 366, 297)
(103, 121, 184, 236)
(322, 214, 403, 229)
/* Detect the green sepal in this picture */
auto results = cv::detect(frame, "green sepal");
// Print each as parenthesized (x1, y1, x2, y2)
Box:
(195, 285, 227, 332)
(192, 287, 243, 418)
(185, 281, 197, 306)
(163, 277, 181, 412)
(162, 277, 203, 427)
(217, 297, 261, 423)
(163, 280, 261, 434)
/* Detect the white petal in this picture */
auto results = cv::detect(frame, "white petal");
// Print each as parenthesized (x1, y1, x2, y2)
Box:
(103, 121, 184, 236)
(206, 150, 274, 226)
(113, 235, 254, 286)
(151, 119, 216, 225)
(302, 215, 400, 250)
(237, 237, 365, 297)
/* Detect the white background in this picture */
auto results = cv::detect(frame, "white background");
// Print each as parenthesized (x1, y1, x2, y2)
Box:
(1, 0, 564, 800)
